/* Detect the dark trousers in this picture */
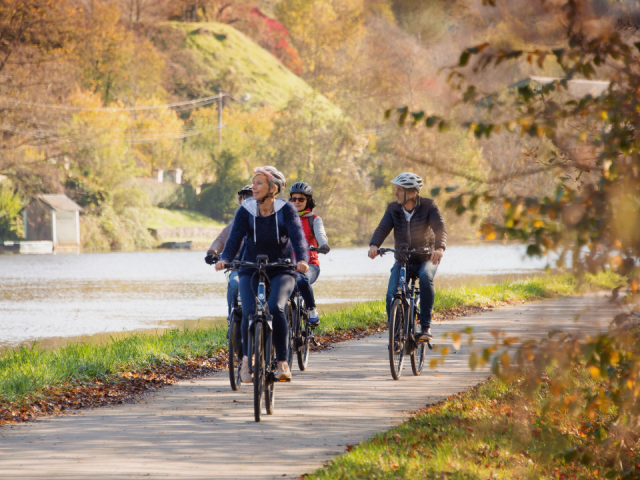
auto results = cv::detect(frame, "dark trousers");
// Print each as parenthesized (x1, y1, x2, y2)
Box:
(386, 260, 438, 329)
(295, 264, 320, 309)
(239, 273, 295, 362)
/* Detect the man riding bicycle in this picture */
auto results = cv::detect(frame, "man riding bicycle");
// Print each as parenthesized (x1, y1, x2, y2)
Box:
(206, 184, 254, 317)
(215, 166, 309, 382)
(289, 182, 330, 326)
(368, 172, 447, 342)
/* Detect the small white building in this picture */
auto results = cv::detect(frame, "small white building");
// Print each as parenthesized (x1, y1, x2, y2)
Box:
(23, 195, 83, 249)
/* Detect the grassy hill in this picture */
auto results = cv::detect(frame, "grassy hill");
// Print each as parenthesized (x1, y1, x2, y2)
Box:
(159, 22, 340, 116)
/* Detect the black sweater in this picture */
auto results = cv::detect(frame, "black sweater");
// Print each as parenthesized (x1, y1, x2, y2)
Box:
(221, 198, 309, 277)
(369, 197, 447, 263)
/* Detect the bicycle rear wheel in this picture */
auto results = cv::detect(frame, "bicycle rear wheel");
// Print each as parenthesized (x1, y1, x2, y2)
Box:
(253, 323, 265, 422)
(265, 330, 276, 415)
(389, 298, 405, 380)
(286, 301, 295, 369)
(410, 299, 425, 376)
(296, 305, 311, 371)
(228, 318, 242, 391)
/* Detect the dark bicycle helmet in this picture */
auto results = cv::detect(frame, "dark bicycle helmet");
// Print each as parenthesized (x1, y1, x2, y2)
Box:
(289, 182, 313, 197)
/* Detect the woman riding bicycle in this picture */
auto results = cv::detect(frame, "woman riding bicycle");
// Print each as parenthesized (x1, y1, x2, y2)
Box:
(206, 184, 254, 317)
(289, 182, 330, 326)
(216, 166, 309, 382)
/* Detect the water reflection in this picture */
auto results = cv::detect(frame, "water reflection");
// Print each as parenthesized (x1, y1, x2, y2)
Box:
(0, 244, 555, 348)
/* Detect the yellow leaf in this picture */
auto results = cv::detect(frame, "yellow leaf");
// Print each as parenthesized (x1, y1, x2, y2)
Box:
(610, 351, 620, 366)
(600, 111, 608, 120)
(435, 374, 441, 377)
(588, 366, 600, 380)
(533, 220, 545, 228)
(429, 358, 438, 369)
(441, 347, 450, 356)
(451, 332, 461, 351)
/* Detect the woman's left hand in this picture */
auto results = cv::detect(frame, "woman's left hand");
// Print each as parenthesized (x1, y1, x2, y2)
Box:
(297, 262, 309, 273)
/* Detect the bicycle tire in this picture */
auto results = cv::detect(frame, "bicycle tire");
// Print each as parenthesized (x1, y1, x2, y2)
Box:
(253, 322, 265, 422)
(265, 330, 276, 415)
(410, 298, 425, 376)
(389, 298, 405, 380)
(286, 301, 295, 369)
(296, 305, 311, 371)
(228, 319, 242, 391)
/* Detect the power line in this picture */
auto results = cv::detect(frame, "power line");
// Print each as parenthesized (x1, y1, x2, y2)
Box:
(0, 94, 228, 112)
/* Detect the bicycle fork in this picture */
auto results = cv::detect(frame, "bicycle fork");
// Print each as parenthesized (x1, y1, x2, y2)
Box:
(248, 279, 273, 375)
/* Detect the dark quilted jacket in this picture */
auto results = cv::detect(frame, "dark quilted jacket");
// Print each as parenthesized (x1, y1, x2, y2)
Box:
(369, 197, 447, 263)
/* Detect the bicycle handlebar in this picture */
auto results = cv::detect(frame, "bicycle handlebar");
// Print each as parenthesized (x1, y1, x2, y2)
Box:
(309, 245, 328, 255)
(377, 247, 431, 258)
(224, 259, 298, 272)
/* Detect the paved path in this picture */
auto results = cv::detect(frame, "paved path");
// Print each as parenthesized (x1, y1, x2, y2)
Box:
(0, 295, 620, 479)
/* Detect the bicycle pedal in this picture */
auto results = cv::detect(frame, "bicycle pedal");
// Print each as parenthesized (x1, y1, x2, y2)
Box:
(427, 341, 433, 350)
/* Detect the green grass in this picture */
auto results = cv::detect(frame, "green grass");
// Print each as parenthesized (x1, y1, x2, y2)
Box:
(145, 207, 225, 230)
(0, 272, 623, 405)
(170, 21, 340, 117)
(306, 372, 611, 480)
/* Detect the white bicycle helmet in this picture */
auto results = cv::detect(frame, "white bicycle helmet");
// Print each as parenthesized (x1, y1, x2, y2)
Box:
(390, 172, 423, 191)
(253, 166, 286, 203)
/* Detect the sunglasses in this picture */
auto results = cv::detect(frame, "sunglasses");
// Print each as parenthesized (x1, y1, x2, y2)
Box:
(290, 197, 307, 203)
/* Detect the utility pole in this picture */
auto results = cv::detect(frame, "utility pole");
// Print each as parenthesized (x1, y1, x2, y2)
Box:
(218, 90, 224, 146)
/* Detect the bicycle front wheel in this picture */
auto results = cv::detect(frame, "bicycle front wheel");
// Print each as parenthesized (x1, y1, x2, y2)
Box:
(410, 299, 425, 376)
(389, 298, 405, 380)
(228, 319, 242, 391)
(253, 323, 265, 422)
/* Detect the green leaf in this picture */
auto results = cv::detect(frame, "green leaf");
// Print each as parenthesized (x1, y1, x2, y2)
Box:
(552, 49, 565, 63)
(411, 111, 425, 124)
(526, 244, 542, 257)
(426, 116, 439, 128)
(438, 120, 450, 132)
(397, 106, 408, 126)
(430, 187, 441, 197)
(459, 50, 471, 67)
(384, 109, 392, 120)
(445, 186, 459, 192)
(463, 86, 476, 102)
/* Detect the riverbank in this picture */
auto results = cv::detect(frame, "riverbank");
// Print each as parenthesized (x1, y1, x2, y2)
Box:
(0, 272, 623, 425)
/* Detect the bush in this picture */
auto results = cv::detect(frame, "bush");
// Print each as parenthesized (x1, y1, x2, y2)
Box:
(0, 181, 23, 241)
(196, 150, 245, 221)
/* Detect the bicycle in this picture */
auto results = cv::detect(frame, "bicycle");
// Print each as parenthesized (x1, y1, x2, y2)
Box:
(206, 254, 242, 391)
(225, 256, 297, 422)
(377, 244, 433, 380)
(288, 246, 326, 371)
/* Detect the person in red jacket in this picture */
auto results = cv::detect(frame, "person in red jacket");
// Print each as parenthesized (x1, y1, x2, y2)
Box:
(289, 182, 330, 325)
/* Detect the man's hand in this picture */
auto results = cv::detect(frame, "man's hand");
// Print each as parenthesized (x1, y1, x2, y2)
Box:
(431, 249, 443, 265)
(207, 249, 217, 256)
(368, 245, 378, 259)
(297, 262, 309, 273)
(215, 260, 227, 271)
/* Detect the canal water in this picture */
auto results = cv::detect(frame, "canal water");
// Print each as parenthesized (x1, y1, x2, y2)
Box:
(0, 244, 555, 348)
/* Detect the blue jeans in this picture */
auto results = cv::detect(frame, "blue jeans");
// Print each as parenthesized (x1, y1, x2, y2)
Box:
(296, 264, 320, 309)
(226, 271, 240, 319)
(386, 261, 438, 329)
(238, 273, 296, 362)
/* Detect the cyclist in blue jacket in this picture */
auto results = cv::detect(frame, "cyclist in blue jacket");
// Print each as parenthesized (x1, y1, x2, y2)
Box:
(216, 166, 309, 382)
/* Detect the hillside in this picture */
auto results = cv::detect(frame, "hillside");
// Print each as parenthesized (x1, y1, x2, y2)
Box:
(159, 22, 340, 116)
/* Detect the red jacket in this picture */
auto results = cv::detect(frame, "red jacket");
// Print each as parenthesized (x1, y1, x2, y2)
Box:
(301, 214, 319, 266)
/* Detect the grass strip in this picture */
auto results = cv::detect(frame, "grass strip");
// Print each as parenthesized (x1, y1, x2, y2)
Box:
(305, 369, 632, 480)
(0, 272, 623, 408)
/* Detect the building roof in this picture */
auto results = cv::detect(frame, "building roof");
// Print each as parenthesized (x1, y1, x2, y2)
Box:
(36, 194, 83, 212)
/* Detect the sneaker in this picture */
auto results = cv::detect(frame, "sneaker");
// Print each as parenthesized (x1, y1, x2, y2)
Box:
(240, 356, 252, 383)
(275, 361, 292, 381)
(308, 308, 319, 326)
(416, 328, 433, 343)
